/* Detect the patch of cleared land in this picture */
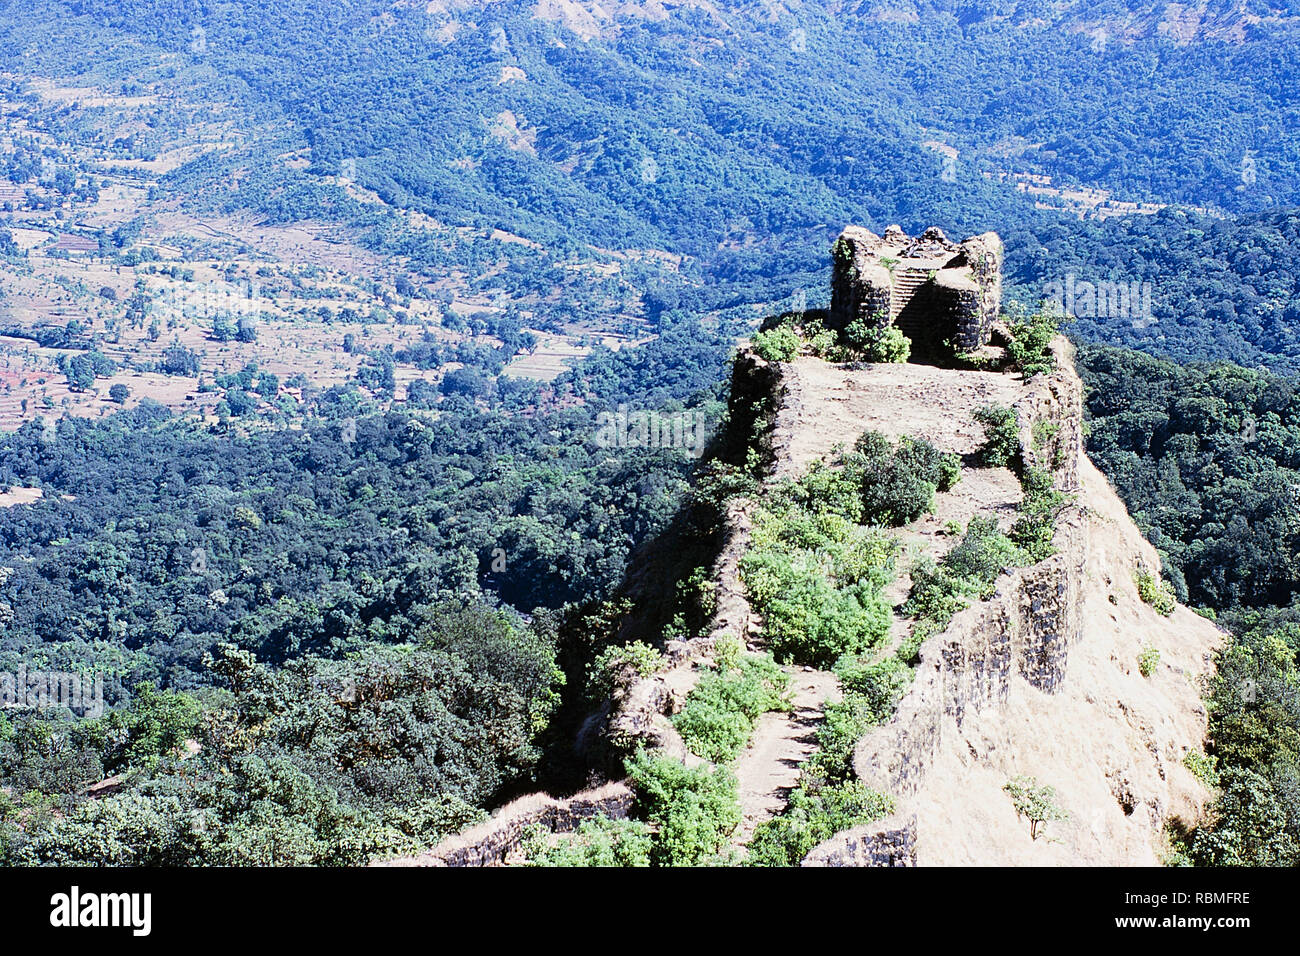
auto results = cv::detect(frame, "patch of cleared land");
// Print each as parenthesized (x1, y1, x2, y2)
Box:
(0, 486, 42, 507)
(0, 73, 670, 431)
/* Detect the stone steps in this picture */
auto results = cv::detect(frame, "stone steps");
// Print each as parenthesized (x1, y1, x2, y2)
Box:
(890, 268, 932, 321)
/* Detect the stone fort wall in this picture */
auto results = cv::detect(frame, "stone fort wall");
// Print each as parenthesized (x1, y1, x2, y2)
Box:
(829, 225, 1003, 356)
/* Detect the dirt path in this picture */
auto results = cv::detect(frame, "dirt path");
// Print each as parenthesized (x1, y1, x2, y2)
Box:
(733, 667, 841, 849)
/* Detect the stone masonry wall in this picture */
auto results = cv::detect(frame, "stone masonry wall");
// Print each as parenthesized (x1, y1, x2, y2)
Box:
(373, 782, 635, 868)
(590, 349, 785, 765)
(829, 226, 892, 334)
(803, 816, 918, 867)
(829, 225, 1002, 352)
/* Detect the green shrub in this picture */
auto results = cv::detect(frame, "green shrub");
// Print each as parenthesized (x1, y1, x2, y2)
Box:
(1031, 419, 1064, 469)
(712, 633, 742, 670)
(752, 325, 801, 363)
(691, 459, 761, 508)
(1006, 304, 1061, 379)
(1136, 568, 1176, 616)
(1032, 420, 1059, 444)
(799, 315, 839, 358)
(894, 436, 962, 493)
(974, 404, 1021, 469)
(858, 467, 936, 526)
(670, 565, 718, 632)
(522, 816, 653, 867)
(626, 751, 741, 866)
(747, 508, 896, 590)
(848, 432, 951, 525)
(801, 694, 877, 783)
(673, 653, 792, 762)
(894, 630, 927, 666)
(587, 641, 664, 700)
(1183, 751, 1220, 788)
(844, 322, 910, 363)
(943, 516, 1021, 590)
(758, 569, 892, 667)
(798, 656, 915, 782)
(870, 326, 912, 363)
(788, 458, 868, 522)
(741, 474, 898, 667)
(904, 517, 1021, 637)
(1138, 643, 1161, 677)
(1011, 465, 1068, 561)
(746, 780, 894, 866)
(836, 655, 914, 720)
(903, 558, 971, 631)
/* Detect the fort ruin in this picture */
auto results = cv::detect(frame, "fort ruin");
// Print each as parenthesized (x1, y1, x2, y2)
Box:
(829, 224, 1003, 357)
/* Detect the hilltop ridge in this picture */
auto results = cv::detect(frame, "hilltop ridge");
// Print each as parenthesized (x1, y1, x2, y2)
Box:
(769, 343, 1219, 864)
(376, 225, 1223, 867)
(381, 331, 1221, 866)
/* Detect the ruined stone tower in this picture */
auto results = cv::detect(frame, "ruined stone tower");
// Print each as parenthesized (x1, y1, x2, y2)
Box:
(829, 225, 1003, 357)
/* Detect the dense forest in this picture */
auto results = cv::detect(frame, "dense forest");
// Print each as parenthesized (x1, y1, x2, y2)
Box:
(1009, 211, 1300, 373)
(1079, 343, 1300, 864)
(0, 314, 733, 863)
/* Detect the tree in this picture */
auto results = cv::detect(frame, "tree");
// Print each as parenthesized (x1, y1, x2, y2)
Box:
(65, 355, 95, 391)
(356, 351, 395, 395)
(1005, 304, 1062, 378)
(1191, 768, 1300, 866)
(406, 379, 438, 405)
(1003, 775, 1067, 840)
(439, 367, 488, 400)
(626, 751, 740, 865)
(211, 313, 236, 342)
(160, 342, 200, 376)
(224, 388, 258, 416)
(108, 383, 130, 404)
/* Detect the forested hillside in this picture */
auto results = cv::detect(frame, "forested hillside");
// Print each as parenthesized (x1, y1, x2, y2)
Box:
(5, 0, 1300, 353)
(1079, 343, 1300, 864)
(0, 315, 730, 863)
(1011, 211, 1300, 372)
